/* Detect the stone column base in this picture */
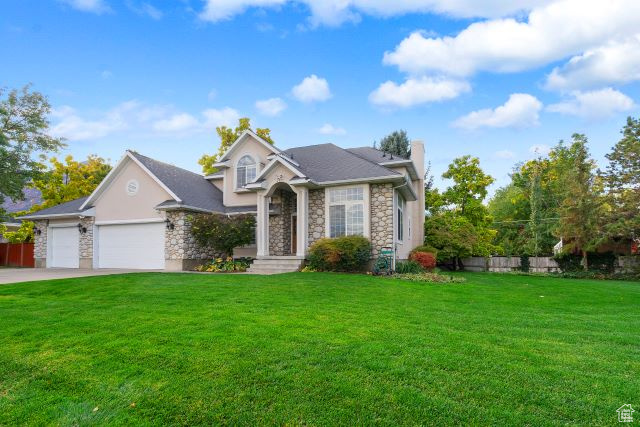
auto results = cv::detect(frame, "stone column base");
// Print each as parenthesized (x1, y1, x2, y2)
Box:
(79, 258, 93, 269)
(35, 258, 47, 268)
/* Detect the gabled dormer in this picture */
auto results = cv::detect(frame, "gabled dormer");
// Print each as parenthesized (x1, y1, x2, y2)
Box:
(206, 130, 279, 207)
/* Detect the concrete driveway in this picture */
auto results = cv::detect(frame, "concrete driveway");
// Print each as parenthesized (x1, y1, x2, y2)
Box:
(0, 268, 158, 285)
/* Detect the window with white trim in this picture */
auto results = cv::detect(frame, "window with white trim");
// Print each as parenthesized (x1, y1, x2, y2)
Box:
(397, 193, 405, 242)
(328, 187, 364, 238)
(236, 155, 257, 189)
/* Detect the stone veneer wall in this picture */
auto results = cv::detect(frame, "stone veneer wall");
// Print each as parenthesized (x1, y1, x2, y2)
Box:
(33, 220, 48, 268)
(308, 189, 325, 247)
(370, 183, 394, 257)
(268, 190, 296, 256)
(79, 217, 94, 268)
(164, 211, 222, 270)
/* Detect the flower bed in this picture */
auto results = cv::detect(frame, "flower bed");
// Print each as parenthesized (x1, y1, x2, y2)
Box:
(195, 257, 251, 273)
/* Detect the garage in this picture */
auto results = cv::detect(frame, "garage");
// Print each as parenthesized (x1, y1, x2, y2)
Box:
(96, 222, 165, 269)
(49, 226, 80, 268)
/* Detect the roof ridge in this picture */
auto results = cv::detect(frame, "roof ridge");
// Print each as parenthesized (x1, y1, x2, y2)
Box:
(338, 146, 401, 174)
(128, 150, 204, 178)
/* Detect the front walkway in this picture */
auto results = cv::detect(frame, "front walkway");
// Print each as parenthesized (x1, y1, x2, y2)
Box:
(0, 268, 159, 285)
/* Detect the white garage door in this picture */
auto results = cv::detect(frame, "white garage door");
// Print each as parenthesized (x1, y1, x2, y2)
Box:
(97, 222, 165, 269)
(50, 226, 79, 268)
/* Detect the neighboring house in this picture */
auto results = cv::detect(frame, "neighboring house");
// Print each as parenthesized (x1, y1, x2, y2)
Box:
(20, 130, 425, 271)
(1, 188, 43, 243)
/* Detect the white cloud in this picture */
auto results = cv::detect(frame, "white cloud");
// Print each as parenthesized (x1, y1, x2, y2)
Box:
(545, 36, 640, 90)
(255, 97, 287, 116)
(201, 107, 241, 128)
(383, 0, 640, 77)
(292, 75, 332, 103)
(198, 0, 550, 26)
(60, 0, 111, 14)
(317, 123, 346, 135)
(152, 113, 199, 132)
(453, 93, 542, 130)
(127, 2, 164, 19)
(50, 101, 137, 140)
(50, 101, 240, 140)
(100, 70, 113, 79)
(529, 145, 551, 156)
(546, 88, 635, 119)
(495, 150, 516, 159)
(369, 76, 470, 108)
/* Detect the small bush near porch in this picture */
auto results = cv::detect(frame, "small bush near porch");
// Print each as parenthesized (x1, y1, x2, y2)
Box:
(0, 273, 638, 425)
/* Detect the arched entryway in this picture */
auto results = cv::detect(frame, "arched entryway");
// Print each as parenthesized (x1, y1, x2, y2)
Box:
(266, 182, 297, 256)
(256, 181, 309, 258)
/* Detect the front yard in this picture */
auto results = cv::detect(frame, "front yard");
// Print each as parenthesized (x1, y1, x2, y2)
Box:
(0, 273, 638, 425)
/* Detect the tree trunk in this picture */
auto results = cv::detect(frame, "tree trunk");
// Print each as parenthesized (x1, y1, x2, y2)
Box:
(582, 250, 589, 271)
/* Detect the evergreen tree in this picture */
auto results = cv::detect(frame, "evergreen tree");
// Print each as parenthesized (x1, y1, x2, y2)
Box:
(556, 134, 602, 269)
(601, 116, 640, 245)
(377, 130, 410, 158)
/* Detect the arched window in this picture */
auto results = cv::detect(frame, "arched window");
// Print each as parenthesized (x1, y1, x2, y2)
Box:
(236, 155, 257, 189)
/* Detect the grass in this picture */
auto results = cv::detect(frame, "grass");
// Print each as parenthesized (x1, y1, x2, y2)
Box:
(0, 272, 638, 425)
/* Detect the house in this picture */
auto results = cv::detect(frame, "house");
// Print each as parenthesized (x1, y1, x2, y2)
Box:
(20, 131, 425, 272)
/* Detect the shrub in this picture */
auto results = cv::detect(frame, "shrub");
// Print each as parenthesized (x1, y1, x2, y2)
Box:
(520, 255, 530, 273)
(190, 213, 255, 257)
(553, 251, 617, 273)
(409, 251, 437, 271)
(410, 245, 438, 257)
(307, 236, 371, 272)
(395, 260, 424, 274)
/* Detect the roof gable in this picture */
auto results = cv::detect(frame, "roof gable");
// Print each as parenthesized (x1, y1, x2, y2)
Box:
(218, 130, 280, 163)
(80, 151, 180, 210)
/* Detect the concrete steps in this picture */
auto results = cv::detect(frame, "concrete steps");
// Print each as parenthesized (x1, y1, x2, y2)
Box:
(246, 257, 305, 275)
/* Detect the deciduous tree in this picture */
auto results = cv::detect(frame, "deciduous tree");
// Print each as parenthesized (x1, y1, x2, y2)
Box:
(0, 85, 64, 216)
(32, 155, 111, 210)
(198, 118, 273, 175)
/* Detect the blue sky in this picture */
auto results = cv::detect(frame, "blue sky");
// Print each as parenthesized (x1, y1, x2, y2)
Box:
(3, 0, 639, 193)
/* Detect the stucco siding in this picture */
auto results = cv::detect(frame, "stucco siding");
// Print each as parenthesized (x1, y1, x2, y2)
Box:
(93, 159, 172, 222)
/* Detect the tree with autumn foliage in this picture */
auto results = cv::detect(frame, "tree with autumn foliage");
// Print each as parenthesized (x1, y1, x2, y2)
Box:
(32, 155, 112, 210)
(198, 118, 274, 175)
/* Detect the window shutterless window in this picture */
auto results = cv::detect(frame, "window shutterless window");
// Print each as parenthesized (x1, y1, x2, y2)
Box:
(236, 155, 257, 189)
(328, 187, 364, 238)
(397, 193, 405, 242)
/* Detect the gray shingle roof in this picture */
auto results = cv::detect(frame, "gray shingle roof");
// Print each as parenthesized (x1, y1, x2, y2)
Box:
(346, 146, 409, 163)
(21, 196, 90, 218)
(283, 144, 400, 183)
(129, 151, 225, 213)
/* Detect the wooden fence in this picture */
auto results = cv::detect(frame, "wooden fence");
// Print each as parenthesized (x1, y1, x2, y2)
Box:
(0, 243, 35, 268)
(460, 256, 638, 274)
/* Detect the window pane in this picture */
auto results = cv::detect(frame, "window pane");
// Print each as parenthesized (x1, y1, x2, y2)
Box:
(397, 207, 404, 241)
(237, 166, 246, 188)
(347, 187, 363, 201)
(329, 205, 345, 238)
(330, 189, 346, 203)
(246, 165, 256, 183)
(346, 204, 364, 236)
(238, 155, 255, 166)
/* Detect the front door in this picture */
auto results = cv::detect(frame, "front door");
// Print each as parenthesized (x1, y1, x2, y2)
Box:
(291, 215, 297, 254)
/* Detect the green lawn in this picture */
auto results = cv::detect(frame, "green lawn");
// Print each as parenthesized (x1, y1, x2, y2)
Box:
(1, 273, 638, 425)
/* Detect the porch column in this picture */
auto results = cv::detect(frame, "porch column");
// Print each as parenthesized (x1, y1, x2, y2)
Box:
(295, 187, 309, 257)
(256, 192, 269, 257)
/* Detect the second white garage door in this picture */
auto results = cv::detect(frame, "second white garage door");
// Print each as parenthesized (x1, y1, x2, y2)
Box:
(97, 222, 165, 269)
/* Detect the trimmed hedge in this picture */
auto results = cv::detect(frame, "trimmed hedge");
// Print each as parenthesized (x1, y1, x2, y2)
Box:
(307, 236, 371, 272)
